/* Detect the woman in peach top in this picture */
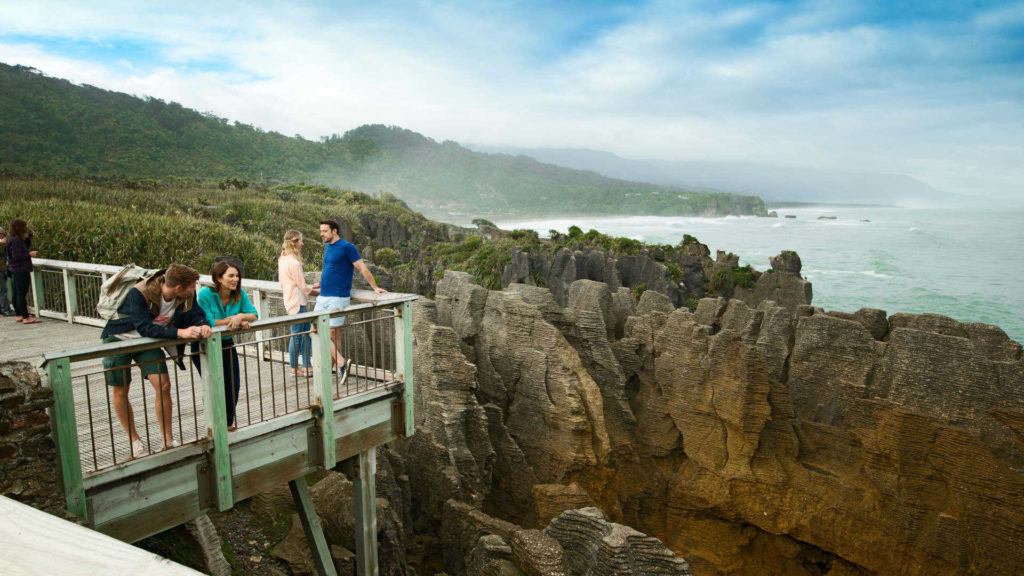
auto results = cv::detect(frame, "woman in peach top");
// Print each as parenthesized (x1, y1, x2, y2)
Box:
(278, 230, 319, 375)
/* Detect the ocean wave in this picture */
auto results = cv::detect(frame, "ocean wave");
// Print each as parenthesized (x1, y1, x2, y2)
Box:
(860, 270, 891, 278)
(807, 269, 890, 278)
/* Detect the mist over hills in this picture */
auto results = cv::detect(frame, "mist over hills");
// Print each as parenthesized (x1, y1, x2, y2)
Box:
(0, 62, 765, 222)
(466, 145, 976, 207)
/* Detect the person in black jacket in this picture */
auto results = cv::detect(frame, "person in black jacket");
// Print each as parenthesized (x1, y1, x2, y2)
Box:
(5, 219, 39, 323)
(0, 225, 13, 316)
(100, 263, 212, 457)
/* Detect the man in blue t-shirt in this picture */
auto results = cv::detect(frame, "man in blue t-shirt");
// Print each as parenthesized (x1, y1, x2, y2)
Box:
(313, 219, 387, 380)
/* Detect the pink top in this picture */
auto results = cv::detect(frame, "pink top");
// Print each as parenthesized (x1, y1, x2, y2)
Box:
(278, 254, 312, 315)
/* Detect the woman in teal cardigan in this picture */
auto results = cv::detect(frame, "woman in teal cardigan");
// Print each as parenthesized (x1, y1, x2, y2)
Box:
(197, 259, 258, 429)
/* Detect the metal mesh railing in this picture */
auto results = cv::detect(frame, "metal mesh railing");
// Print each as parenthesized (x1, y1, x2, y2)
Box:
(55, 305, 404, 474)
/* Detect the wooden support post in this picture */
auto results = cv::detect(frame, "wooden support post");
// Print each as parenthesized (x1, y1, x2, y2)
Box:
(353, 449, 378, 576)
(29, 268, 44, 318)
(394, 301, 415, 437)
(62, 268, 78, 324)
(200, 334, 232, 510)
(46, 357, 87, 518)
(289, 478, 338, 576)
(310, 314, 337, 469)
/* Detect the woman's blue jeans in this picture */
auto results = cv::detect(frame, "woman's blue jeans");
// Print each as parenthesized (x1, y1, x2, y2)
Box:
(289, 305, 312, 368)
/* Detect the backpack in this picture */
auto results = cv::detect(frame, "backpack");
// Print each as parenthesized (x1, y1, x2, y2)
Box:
(97, 264, 155, 320)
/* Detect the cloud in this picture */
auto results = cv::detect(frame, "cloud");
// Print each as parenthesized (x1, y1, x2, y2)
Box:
(0, 0, 1023, 199)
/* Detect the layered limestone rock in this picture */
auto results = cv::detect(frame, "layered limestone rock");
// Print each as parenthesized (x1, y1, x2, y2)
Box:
(442, 500, 690, 576)
(545, 507, 692, 576)
(405, 270, 1024, 576)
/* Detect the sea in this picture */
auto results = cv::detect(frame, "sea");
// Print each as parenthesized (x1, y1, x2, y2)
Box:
(496, 205, 1024, 345)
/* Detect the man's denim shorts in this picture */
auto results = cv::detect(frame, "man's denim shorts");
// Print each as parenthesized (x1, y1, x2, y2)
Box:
(313, 296, 351, 328)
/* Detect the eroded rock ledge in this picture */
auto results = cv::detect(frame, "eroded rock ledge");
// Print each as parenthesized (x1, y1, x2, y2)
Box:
(394, 269, 1024, 576)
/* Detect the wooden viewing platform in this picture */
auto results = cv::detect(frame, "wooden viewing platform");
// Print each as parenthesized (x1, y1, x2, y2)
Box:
(2, 259, 417, 576)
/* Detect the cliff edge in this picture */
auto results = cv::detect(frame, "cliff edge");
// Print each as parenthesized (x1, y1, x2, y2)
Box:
(394, 270, 1024, 575)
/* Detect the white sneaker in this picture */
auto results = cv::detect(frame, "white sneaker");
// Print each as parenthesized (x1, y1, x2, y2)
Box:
(337, 358, 352, 384)
(162, 439, 178, 451)
(132, 438, 147, 457)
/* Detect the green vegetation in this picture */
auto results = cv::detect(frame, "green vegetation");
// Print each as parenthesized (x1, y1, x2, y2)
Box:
(1, 173, 727, 304)
(0, 176, 446, 281)
(732, 265, 755, 289)
(0, 64, 373, 182)
(0, 63, 767, 222)
(684, 293, 701, 312)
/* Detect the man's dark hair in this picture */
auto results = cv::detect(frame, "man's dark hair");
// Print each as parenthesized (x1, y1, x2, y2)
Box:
(319, 219, 340, 233)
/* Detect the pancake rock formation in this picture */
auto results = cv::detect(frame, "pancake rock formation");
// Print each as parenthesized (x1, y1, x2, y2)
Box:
(394, 268, 1024, 576)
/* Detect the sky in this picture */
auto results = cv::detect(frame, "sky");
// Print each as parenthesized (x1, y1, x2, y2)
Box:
(1, 0, 1023, 200)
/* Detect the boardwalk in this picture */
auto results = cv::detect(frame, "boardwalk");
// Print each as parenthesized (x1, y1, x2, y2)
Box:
(3, 314, 398, 474)
(0, 315, 101, 364)
(9, 260, 414, 571)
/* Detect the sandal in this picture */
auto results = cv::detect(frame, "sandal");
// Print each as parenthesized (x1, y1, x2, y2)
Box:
(21, 317, 41, 324)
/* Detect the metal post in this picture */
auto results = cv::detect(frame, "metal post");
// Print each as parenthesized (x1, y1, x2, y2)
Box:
(46, 357, 86, 518)
(353, 449, 378, 576)
(200, 333, 232, 510)
(62, 268, 78, 324)
(29, 268, 44, 318)
(289, 477, 337, 576)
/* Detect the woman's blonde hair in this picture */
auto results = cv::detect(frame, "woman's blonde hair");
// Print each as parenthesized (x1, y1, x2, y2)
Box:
(281, 230, 304, 261)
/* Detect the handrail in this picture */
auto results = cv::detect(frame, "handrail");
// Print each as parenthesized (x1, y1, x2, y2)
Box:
(38, 294, 417, 367)
(32, 257, 395, 300)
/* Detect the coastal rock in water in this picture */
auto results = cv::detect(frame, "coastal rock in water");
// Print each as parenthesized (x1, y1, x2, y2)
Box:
(770, 251, 802, 274)
(826, 308, 889, 340)
(736, 250, 813, 311)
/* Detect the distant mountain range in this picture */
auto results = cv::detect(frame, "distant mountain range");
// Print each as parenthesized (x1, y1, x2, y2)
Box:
(0, 62, 766, 222)
(465, 145, 973, 207)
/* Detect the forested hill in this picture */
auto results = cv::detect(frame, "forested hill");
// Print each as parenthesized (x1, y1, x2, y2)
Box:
(0, 62, 766, 221)
(0, 63, 371, 181)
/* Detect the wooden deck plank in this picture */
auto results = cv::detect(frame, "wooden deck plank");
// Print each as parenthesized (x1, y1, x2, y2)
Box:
(0, 495, 204, 575)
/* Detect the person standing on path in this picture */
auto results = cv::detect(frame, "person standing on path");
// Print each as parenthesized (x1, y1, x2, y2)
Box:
(278, 230, 320, 375)
(5, 219, 40, 323)
(313, 219, 386, 381)
(0, 226, 14, 316)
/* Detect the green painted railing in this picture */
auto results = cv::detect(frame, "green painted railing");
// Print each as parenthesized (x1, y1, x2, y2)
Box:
(39, 288, 417, 522)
